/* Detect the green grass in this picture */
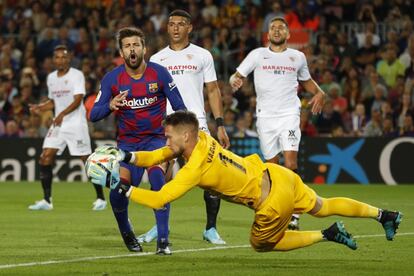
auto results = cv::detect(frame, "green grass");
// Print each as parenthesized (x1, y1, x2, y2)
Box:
(0, 182, 413, 275)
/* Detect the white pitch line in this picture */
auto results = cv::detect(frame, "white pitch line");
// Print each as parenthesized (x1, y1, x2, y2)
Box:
(1, 232, 414, 270)
(0, 245, 250, 270)
(354, 232, 414, 238)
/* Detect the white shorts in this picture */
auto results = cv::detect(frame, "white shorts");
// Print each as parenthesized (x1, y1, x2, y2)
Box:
(43, 124, 92, 156)
(256, 115, 301, 160)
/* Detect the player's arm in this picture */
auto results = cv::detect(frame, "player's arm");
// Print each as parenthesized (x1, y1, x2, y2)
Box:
(29, 74, 55, 114)
(205, 81, 230, 148)
(127, 166, 201, 209)
(29, 99, 54, 115)
(229, 49, 257, 92)
(90, 75, 126, 121)
(229, 71, 245, 92)
(298, 52, 326, 114)
(53, 94, 84, 126)
(300, 79, 325, 114)
(129, 147, 176, 167)
(101, 145, 175, 167)
(159, 66, 186, 111)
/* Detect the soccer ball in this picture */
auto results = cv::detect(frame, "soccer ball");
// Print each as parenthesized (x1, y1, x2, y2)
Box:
(85, 151, 120, 188)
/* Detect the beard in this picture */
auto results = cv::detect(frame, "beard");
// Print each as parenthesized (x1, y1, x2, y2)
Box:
(56, 64, 69, 72)
(269, 36, 286, 46)
(124, 52, 143, 69)
(169, 145, 184, 158)
(174, 147, 184, 157)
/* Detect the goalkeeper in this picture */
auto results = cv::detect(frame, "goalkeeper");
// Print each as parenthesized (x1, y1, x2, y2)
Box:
(91, 111, 402, 252)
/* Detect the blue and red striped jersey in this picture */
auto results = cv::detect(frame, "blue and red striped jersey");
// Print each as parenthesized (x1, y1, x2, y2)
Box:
(90, 62, 186, 145)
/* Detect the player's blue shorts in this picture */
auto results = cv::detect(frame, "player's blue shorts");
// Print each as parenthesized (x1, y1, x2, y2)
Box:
(118, 136, 166, 186)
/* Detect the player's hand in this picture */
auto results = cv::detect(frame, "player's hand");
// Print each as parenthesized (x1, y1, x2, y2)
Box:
(95, 145, 125, 160)
(308, 91, 325, 115)
(29, 104, 40, 115)
(217, 126, 230, 149)
(229, 74, 243, 92)
(90, 169, 122, 190)
(88, 163, 112, 188)
(87, 161, 120, 189)
(94, 145, 131, 162)
(53, 112, 65, 126)
(110, 91, 128, 111)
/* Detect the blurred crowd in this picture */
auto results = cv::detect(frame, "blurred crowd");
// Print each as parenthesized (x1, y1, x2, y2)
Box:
(1, 0, 414, 139)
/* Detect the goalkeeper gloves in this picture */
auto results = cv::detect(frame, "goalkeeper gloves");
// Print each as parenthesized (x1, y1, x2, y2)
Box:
(88, 161, 120, 189)
(94, 145, 133, 163)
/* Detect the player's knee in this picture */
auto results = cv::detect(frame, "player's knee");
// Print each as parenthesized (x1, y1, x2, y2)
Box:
(308, 197, 324, 216)
(39, 152, 54, 165)
(250, 242, 274, 252)
(250, 236, 275, 252)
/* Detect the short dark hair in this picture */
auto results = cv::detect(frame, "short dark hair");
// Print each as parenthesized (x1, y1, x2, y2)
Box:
(169, 9, 192, 22)
(269, 16, 289, 28)
(164, 110, 199, 130)
(54, 44, 69, 53)
(116, 27, 145, 50)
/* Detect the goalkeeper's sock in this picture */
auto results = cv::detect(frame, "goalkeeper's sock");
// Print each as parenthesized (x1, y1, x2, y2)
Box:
(110, 178, 132, 234)
(273, 231, 323, 251)
(40, 165, 53, 203)
(313, 197, 379, 218)
(204, 190, 220, 230)
(149, 167, 170, 242)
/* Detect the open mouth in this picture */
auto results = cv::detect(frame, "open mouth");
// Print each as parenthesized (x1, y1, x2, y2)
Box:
(130, 53, 137, 63)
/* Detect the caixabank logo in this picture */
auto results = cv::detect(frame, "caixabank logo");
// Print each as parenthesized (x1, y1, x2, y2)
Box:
(309, 139, 368, 184)
(304, 137, 414, 185)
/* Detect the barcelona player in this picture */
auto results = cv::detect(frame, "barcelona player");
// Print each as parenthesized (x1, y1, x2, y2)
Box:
(90, 27, 186, 254)
(91, 111, 402, 252)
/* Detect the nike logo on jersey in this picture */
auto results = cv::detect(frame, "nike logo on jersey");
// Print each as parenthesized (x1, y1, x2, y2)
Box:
(263, 57, 272, 59)
(119, 89, 129, 95)
(95, 90, 102, 102)
(160, 57, 168, 61)
(168, 81, 177, 90)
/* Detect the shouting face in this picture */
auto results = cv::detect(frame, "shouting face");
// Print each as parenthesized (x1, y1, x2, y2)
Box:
(119, 36, 145, 69)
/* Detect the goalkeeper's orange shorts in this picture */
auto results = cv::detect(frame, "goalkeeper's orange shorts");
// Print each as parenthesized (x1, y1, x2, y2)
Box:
(250, 163, 317, 251)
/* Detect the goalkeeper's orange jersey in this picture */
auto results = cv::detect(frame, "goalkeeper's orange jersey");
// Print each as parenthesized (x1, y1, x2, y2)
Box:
(129, 131, 267, 210)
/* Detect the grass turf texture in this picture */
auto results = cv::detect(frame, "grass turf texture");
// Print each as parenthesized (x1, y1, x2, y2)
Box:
(0, 182, 413, 275)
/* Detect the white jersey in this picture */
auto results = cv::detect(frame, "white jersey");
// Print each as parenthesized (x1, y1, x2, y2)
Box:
(237, 47, 311, 117)
(47, 68, 87, 130)
(150, 43, 217, 119)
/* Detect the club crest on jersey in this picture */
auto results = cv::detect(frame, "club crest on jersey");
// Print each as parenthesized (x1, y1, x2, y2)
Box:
(148, 82, 159, 93)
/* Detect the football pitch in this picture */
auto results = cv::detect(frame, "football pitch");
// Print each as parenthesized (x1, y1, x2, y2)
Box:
(0, 182, 413, 275)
